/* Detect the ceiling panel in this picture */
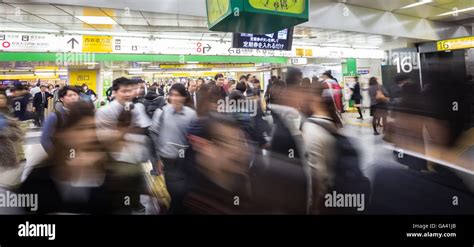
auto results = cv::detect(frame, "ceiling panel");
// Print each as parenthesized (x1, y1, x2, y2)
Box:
(141, 12, 179, 19)
(0, 3, 19, 15)
(336, 0, 414, 12)
(333, 0, 473, 22)
(113, 17, 148, 26)
(147, 18, 178, 26)
(22, 23, 62, 29)
(4, 14, 51, 23)
(394, 4, 450, 18)
(0, 22, 28, 28)
(39, 15, 83, 24)
(8, 3, 69, 15)
(101, 8, 143, 18)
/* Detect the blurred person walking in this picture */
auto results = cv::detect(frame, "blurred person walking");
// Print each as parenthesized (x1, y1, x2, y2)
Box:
(40, 86, 80, 155)
(32, 85, 52, 127)
(21, 101, 151, 215)
(265, 67, 312, 214)
(368, 77, 389, 135)
(321, 70, 343, 113)
(350, 76, 364, 120)
(149, 83, 197, 214)
(96, 77, 153, 165)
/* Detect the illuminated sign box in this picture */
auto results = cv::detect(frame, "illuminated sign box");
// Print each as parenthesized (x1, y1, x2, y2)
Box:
(206, 0, 308, 34)
(232, 28, 294, 51)
(437, 36, 474, 51)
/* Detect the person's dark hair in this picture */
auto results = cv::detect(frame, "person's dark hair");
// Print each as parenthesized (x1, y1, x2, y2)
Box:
(112, 77, 134, 91)
(354, 76, 359, 82)
(208, 80, 216, 86)
(192, 112, 241, 141)
(214, 73, 224, 81)
(55, 85, 60, 88)
(170, 83, 187, 97)
(229, 90, 245, 101)
(40, 85, 47, 89)
(58, 86, 80, 99)
(286, 67, 303, 87)
(14, 84, 25, 91)
(308, 83, 343, 128)
(229, 79, 236, 85)
(36, 83, 40, 87)
(369, 77, 378, 86)
(195, 84, 221, 117)
(57, 101, 95, 131)
(82, 84, 87, 87)
(236, 81, 247, 94)
(323, 70, 334, 79)
(271, 75, 277, 82)
(239, 75, 248, 81)
(394, 74, 410, 84)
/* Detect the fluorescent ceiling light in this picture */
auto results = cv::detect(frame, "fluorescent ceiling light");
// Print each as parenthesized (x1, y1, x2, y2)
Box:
(137, 62, 151, 64)
(83, 62, 99, 65)
(400, 0, 432, 9)
(75, 16, 117, 25)
(437, 7, 474, 16)
(187, 61, 199, 64)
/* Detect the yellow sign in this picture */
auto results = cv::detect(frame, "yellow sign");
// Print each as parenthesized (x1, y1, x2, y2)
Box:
(437, 36, 474, 51)
(249, 0, 305, 14)
(69, 70, 97, 92)
(0, 74, 59, 80)
(82, 35, 112, 53)
(207, 0, 230, 25)
(160, 64, 186, 69)
(154, 71, 216, 77)
(160, 63, 255, 69)
(295, 48, 304, 57)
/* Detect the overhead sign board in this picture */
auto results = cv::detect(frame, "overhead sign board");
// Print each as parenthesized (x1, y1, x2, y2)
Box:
(206, 0, 308, 34)
(0, 33, 55, 52)
(291, 57, 307, 65)
(82, 35, 112, 53)
(0, 31, 385, 60)
(437, 36, 474, 51)
(113, 37, 151, 54)
(207, 0, 231, 27)
(233, 28, 293, 51)
(248, 0, 306, 14)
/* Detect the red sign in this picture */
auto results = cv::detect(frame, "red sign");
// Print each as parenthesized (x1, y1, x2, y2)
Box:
(2, 41, 10, 48)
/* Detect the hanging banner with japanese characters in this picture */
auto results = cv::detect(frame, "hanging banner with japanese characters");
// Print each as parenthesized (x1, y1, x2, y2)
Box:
(232, 28, 293, 51)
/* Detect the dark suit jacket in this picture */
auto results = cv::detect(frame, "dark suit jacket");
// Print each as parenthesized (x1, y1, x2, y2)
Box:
(33, 92, 52, 109)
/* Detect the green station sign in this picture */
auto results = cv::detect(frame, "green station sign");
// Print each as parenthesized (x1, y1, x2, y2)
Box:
(206, 0, 309, 34)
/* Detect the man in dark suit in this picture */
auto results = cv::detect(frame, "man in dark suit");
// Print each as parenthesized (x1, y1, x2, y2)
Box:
(33, 85, 52, 127)
(186, 79, 198, 110)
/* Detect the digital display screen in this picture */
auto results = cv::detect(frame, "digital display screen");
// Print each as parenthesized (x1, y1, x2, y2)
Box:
(232, 28, 293, 51)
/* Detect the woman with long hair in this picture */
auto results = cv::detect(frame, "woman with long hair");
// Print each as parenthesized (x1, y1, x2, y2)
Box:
(368, 77, 389, 135)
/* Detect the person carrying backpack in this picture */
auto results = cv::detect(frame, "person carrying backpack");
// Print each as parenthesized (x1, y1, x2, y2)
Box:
(321, 70, 344, 113)
(259, 67, 312, 214)
(301, 83, 370, 214)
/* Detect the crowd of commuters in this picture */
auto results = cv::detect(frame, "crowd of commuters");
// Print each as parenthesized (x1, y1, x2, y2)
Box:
(0, 68, 472, 215)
